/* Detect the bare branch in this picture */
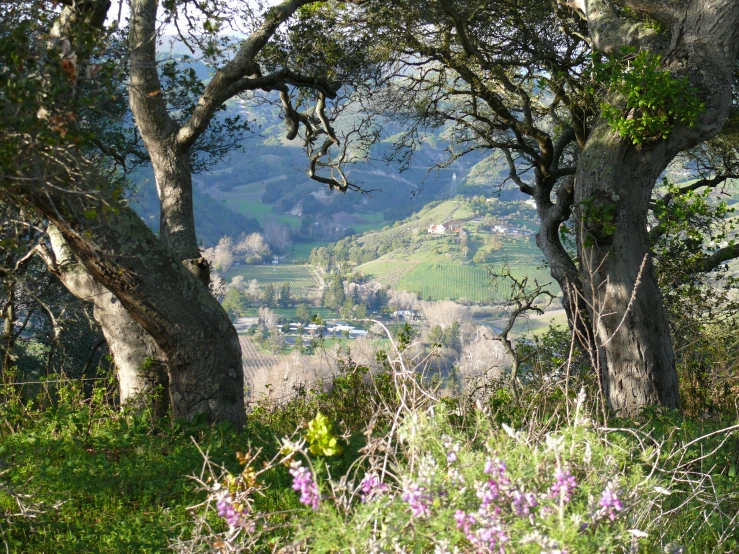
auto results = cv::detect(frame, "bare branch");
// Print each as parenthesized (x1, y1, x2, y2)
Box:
(659, 174, 738, 206)
(488, 265, 554, 390)
(695, 243, 739, 273)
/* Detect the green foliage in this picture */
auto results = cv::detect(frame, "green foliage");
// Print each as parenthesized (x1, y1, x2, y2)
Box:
(0, 377, 306, 553)
(305, 412, 343, 457)
(250, 350, 396, 437)
(262, 283, 276, 306)
(321, 272, 346, 310)
(294, 303, 311, 323)
(596, 50, 704, 144)
(427, 321, 462, 351)
(3, 358, 738, 553)
(222, 287, 248, 318)
(278, 281, 292, 307)
(200, 396, 739, 553)
(578, 196, 618, 247)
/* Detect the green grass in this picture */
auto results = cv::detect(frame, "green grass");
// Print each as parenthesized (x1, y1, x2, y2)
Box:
(350, 212, 387, 235)
(224, 265, 321, 295)
(2, 369, 737, 553)
(356, 259, 417, 279)
(224, 199, 301, 227)
(396, 262, 556, 303)
(288, 242, 330, 261)
(0, 404, 298, 553)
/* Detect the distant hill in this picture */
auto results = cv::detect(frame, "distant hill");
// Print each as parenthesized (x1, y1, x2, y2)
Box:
(312, 199, 558, 304)
(128, 42, 534, 245)
(128, 167, 260, 247)
(132, 39, 718, 255)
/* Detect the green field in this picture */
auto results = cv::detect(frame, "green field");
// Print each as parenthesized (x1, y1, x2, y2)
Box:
(483, 237, 543, 264)
(226, 198, 302, 226)
(225, 265, 321, 295)
(287, 242, 330, 261)
(356, 259, 417, 279)
(396, 263, 556, 303)
(351, 212, 387, 234)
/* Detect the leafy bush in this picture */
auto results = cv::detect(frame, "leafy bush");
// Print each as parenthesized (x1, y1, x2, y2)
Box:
(596, 50, 704, 145)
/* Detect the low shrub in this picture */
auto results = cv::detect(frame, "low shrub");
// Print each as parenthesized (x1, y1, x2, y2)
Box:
(187, 388, 739, 553)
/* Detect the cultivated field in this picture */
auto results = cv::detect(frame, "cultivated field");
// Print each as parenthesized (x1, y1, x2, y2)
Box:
(239, 335, 279, 374)
(397, 263, 555, 303)
(225, 264, 322, 295)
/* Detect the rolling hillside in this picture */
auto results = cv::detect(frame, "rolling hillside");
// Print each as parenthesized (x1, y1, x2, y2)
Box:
(315, 199, 558, 303)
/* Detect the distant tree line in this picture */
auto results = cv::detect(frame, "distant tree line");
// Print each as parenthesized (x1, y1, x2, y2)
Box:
(221, 281, 294, 319)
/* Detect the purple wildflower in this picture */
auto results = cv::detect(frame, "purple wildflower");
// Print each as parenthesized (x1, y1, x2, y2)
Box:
(476, 479, 503, 509)
(549, 468, 577, 503)
(467, 520, 509, 553)
(511, 489, 538, 522)
(443, 435, 460, 464)
(455, 509, 473, 532)
(598, 483, 623, 521)
(456, 508, 508, 553)
(540, 505, 555, 517)
(289, 462, 320, 510)
(483, 457, 509, 484)
(216, 495, 253, 530)
(401, 481, 431, 517)
(359, 472, 388, 503)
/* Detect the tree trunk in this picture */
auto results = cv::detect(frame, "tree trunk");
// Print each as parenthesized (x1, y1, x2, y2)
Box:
(41, 0, 176, 413)
(26, 200, 246, 427)
(128, 0, 208, 286)
(534, 177, 594, 352)
(570, 0, 739, 417)
(44, 226, 169, 415)
(574, 134, 680, 416)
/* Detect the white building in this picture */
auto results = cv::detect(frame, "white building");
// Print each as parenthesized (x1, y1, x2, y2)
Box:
(428, 224, 447, 235)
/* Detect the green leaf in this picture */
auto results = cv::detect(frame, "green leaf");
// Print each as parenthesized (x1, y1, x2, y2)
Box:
(305, 411, 343, 457)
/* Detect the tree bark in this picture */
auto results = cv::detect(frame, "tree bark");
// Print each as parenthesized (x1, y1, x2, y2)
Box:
(533, 176, 594, 351)
(19, 193, 246, 426)
(1, 285, 15, 380)
(128, 0, 203, 270)
(40, 0, 178, 413)
(572, 0, 739, 416)
(575, 135, 680, 416)
(43, 226, 169, 414)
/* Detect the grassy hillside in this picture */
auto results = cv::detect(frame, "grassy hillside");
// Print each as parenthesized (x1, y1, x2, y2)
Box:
(354, 200, 474, 250)
(309, 198, 560, 303)
(396, 263, 553, 303)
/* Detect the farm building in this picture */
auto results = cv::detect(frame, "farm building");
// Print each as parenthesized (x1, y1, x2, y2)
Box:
(428, 224, 447, 235)
(391, 310, 422, 320)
